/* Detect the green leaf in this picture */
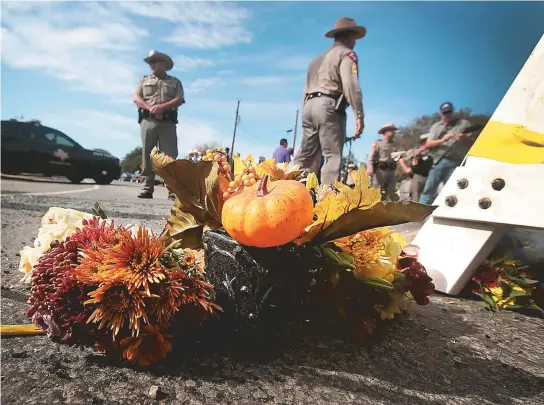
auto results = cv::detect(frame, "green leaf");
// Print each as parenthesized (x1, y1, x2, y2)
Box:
(527, 302, 544, 315)
(307, 201, 435, 246)
(151, 147, 224, 228)
(507, 288, 527, 299)
(363, 277, 394, 291)
(92, 202, 107, 219)
(502, 273, 539, 288)
(475, 292, 498, 311)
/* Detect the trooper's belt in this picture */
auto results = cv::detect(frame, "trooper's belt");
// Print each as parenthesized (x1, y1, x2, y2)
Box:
(305, 92, 340, 102)
(374, 160, 397, 171)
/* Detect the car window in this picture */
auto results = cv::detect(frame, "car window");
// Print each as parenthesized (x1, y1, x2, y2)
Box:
(43, 130, 77, 147)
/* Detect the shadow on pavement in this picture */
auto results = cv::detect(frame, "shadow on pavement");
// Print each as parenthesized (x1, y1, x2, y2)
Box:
(81, 301, 544, 405)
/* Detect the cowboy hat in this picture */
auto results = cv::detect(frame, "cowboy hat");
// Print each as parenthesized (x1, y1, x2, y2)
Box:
(144, 50, 173, 71)
(325, 17, 367, 39)
(378, 123, 398, 135)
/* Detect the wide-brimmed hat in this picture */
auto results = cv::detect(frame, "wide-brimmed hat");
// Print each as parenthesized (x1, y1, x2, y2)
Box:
(325, 17, 367, 39)
(144, 50, 173, 71)
(378, 123, 398, 135)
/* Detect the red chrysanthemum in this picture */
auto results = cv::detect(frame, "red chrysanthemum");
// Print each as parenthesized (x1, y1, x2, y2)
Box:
(472, 264, 500, 288)
(27, 239, 99, 345)
(27, 217, 127, 345)
(69, 216, 125, 250)
(398, 256, 435, 305)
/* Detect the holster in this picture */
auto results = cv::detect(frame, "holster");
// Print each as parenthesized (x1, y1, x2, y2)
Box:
(334, 94, 349, 112)
(138, 109, 178, 124)
(375, 160, 397, 171)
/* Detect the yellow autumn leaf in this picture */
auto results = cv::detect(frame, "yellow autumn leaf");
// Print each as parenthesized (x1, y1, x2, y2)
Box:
(305, 172, 319, 191)
(296, 166, 435, 246)
(256, 158, 281, 178)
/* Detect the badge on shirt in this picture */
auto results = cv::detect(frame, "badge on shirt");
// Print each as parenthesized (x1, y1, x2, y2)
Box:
(351, 64, 358, 74)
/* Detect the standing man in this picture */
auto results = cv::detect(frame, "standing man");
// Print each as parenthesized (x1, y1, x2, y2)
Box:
(399, 133, 432, 202)
(367, 123, 398, 201)
(133, 50, 184, 199)
(273, 138, 291, 164)
(419, 102, 472, 204)
(294, 17, 366, 185)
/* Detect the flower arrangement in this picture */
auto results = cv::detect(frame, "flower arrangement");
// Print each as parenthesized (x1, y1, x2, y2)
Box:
(471, 256, 543, 314)
(18, 147, 438, 366)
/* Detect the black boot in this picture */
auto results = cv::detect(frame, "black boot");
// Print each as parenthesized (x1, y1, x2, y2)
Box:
(137, 191, 153, 199)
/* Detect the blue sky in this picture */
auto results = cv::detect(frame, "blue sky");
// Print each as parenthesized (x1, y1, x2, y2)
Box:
(2, 1, 543, 163)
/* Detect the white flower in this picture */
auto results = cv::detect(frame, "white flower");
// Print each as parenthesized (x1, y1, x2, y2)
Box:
(19, 207, 94, 283)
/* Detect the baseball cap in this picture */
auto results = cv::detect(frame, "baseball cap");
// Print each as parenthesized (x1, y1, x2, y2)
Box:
(440, 102, 454, 113)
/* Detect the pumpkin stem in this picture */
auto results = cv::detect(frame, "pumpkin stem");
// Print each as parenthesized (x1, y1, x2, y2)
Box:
(256, 174, 270, 197)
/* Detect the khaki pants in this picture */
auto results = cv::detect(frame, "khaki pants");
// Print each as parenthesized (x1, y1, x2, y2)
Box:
(373, 169, 396, 201)
(294, 96, 346, 185)
(140, 118, 178, 193)
(410, 174, 427, 202)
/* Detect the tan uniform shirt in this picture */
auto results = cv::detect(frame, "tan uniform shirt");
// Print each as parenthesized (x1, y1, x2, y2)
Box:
(368, 139, 395, 172)
(135, 74, 184, 107)
(302, 43, 364, 119)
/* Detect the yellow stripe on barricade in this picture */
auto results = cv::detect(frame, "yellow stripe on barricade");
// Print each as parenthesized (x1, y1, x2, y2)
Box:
(468, 121, 544, 164)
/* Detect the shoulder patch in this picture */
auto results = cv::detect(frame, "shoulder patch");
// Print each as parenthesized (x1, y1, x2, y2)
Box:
(347, 51, 358, 62)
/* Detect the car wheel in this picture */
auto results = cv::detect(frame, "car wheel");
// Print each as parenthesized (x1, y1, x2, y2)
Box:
(94, 175, 114, 185)
(67, 174, 84, 184)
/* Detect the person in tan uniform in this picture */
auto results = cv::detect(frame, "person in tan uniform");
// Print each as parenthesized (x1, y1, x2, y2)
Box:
(133, 50, 184, 199)
(368, 123, 398, 201)
(294, 17, 366, 185)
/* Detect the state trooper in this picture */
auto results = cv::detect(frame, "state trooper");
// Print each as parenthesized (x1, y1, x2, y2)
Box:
(419, 102, 472, 204)
(294, 17, 366, 185)
(399, 133, 432, 202)
(367, 123, 398, 201)
(133, 50, 184, 199)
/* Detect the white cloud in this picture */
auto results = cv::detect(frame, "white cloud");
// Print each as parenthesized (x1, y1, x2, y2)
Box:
(185, 78, 219, 94)
(167, 25, 251, 50)
(174, 55, 215, 72)
(119, 1, 252, 50)
(1, 2, 146, 98)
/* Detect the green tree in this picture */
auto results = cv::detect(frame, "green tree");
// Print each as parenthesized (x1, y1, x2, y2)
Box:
(120, 146, 142, 172)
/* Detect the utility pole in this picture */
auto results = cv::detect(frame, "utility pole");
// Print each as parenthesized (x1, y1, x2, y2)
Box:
(292, 109, 299, 150)
(230, 99, 241, 163)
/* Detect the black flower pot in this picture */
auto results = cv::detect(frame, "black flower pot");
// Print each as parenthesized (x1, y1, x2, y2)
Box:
(202, 229, 325, 338)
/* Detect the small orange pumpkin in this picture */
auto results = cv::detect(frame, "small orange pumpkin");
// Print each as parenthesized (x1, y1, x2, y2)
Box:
(221, 175, 314, 247)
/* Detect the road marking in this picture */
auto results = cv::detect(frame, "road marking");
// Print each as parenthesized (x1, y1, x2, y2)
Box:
(19, 185, 100, 196)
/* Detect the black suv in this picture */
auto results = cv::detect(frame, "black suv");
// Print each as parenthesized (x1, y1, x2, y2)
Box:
(1, 120, 121, 185)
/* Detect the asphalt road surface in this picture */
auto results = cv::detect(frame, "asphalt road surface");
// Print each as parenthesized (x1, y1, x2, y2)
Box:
(1, 174, 543, 405)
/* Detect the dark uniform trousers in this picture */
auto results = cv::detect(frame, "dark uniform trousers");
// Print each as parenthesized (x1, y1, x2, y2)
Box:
(295, 96, 346, 185)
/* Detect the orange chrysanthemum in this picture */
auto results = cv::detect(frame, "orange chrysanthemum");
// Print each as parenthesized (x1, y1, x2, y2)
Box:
(103, 227, 166, 295)
(148, 271, 185, 324)
(75, 249, 108, 284)
(120, 324, 172, 366)
(85, 277, 148, 337)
